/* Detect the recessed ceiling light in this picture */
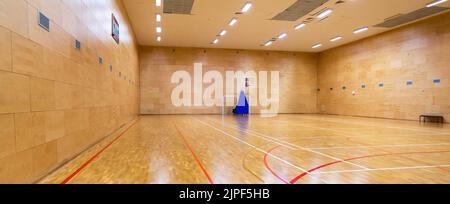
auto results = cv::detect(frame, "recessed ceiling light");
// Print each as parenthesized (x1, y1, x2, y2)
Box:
(219, 30, 227, 36)
(212, 39, 219, 44)
(157, 36, 161, 41)
(156, 27, 162, 33)
(317, 9, 333, 18)
(156, 0, 161, 7)
(229, 18, 238, 26)
(156, 14, 161, 22)
(278, 33, 287, 39)
(426, 0, 448, 7)
(294, 23, 306, 30)
(241, 2, 253, 13)
(312, 44, 322, 49)
(330, 36, 342, 42)
(353, 27, 368, 34)
(264, 41, 273, 46)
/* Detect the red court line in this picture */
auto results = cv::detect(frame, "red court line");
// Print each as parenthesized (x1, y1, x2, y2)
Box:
(242, 148, 266, 183)
(61, 120, 139, 184)
(349, 140, 450, 174)
(174, 124, 215, 185)
(289, 150, 450, 184)
(263, 145, 290, 184)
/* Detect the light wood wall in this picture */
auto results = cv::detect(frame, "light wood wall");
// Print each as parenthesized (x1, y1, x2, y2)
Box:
(0, 0, 139, 183)
(139, 47, 318, 114)
(318, 12, 450, 122)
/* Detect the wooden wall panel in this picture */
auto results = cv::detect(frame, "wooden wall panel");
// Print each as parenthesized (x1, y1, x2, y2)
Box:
(318, 12, 450, 122)
(0, 0, 29, 37)
(0, 71, 30, 114)
(140, 47, 318, 114)
(0, 0, 139, 183)
(0, 26, 12, 71)
(0, 114, 15, 159)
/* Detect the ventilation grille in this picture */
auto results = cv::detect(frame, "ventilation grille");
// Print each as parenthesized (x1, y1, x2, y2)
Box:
(163, 0, 194, 14)
(375, 6, 449, 28)
(75, 39, 81, 50)
(271, 0, 329, 21)
(38, 12, 50, 31)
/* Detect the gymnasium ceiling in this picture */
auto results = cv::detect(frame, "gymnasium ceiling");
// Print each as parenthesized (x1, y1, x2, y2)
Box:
(122, 0, 450, 52)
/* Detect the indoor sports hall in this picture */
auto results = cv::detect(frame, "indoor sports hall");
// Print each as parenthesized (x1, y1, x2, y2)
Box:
(0, 0, 449, 184)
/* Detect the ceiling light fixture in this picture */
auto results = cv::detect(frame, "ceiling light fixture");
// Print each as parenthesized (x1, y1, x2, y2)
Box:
(156, 14, 161, 22)
(229, 18, 238, 26)
(219, 30, 227, 36)
(156, 27, 162, 33)
(264, 41, 273, 46)
(241, 2, 253, 13)
(317, 9, 333, 18)
(330, 36, 342, 42)
(278, 33, 287, 39)
(312, 44, 322, 48)
(157, 36, 161, 42)
(426, 0, 448, 7)
(294, 23, 306, 30)
(353, 27, 368, 34)
(156, 0, 161, 7)
(212, 39, 219, 44)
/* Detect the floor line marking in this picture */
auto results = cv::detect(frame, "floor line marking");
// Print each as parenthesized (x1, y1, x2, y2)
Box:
(194, 118, 310, 174)
(276, 118, 450, 138)
(310, 164, 450, 175)
(309, 142, 450, 150)
(269, 118, 450, 173)
(264, 119, 450, 172)
(242, 147, 266, 183)
(349, 140, 450, 175)
(290, 115, 450, 135)
(211, 118, 298, 150)
(174, 123, 214, 185)
(61, 120, 138, 184)
(263, 145, 290, 184)
(290, 150, 450, 183)
(251, 131, 370, 170)
(215, 118, 369, 170)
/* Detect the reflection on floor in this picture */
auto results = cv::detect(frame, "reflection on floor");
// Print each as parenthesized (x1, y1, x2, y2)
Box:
(40, 114, 450, 184)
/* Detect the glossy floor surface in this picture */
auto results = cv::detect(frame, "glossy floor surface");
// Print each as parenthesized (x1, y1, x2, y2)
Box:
(39, 114, 450, 184)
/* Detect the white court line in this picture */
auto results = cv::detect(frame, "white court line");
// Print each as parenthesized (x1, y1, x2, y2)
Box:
(287, 123, 359, 136)
(207, 117, 369, 170)
(286, 122, 435, 140)
(293, 116, 450, 135)
(289, 123, 450, 139)
(253, 118, 448, 138)
(310, 164, 450, 175)
(289, 122, 450, 150)
(195, 120, 298, 150)
(193, 118, 310, 175)
(197, 117, 450, 183)
(309, 142, 450, 150)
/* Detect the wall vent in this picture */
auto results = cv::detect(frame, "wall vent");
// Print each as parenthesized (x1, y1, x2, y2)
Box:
(75, 40, 81, 50)
(163, 0, 194, 14)
(38, 12, 50, 31)
(271, 0, 329, 21)
(375, 6, 449, 28)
